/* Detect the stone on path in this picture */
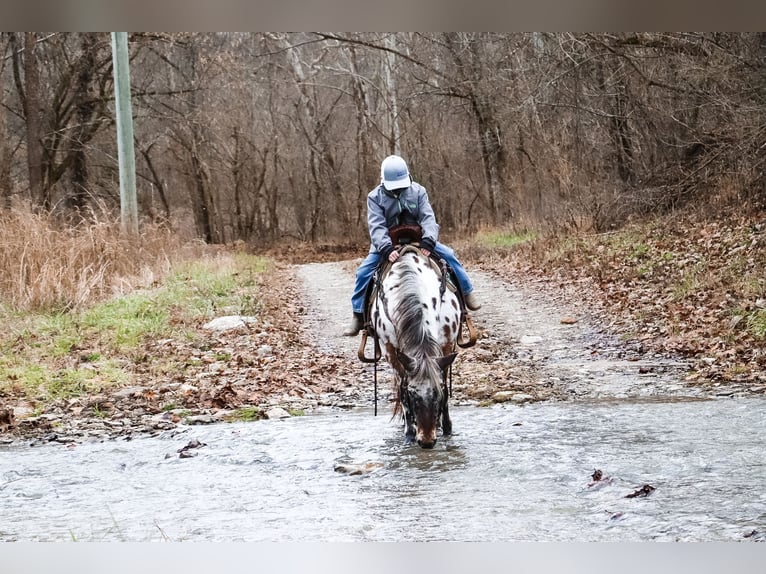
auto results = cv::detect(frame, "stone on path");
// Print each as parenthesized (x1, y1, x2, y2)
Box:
(203, 316, 256, 331)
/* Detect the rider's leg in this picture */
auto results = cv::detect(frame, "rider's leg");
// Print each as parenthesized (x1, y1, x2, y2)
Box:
(434, 242, 473, 295)
(351, 251, 381, 314)
(345, 251, 381, 335)
(434, 242, 481, 310)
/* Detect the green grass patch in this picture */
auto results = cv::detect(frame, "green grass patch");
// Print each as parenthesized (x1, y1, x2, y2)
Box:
(225, 406, 265, 422)
(476, 230, 537, 249)
(0, 253, 269, 407)
(629, 243, 650, 260)
(746, 309, 766, 339)
(83, 294, 169, 350)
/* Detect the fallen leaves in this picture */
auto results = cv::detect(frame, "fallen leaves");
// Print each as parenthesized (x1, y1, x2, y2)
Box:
(465, 211, 766, 392)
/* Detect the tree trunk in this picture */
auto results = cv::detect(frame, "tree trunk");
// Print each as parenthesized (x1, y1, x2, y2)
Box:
(70, 33, 98, 216)
(190, 145, 214, 243)
(0, 86, 12, 209)
(471, 95, 506, 224)
(140, 144, 171, 221)
(22, 33, 46, 210)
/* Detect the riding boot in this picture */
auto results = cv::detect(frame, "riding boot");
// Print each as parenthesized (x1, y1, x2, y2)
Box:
(343, 312, 365, 336)
(465, 292, 481, 311)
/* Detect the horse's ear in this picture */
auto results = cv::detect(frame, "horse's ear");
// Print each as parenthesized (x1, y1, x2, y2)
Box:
(437, 352, 457, 370)
(396, 350, 416, 372)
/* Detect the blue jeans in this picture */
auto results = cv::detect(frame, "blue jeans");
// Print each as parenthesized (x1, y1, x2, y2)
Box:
(351, 242, 474, 314)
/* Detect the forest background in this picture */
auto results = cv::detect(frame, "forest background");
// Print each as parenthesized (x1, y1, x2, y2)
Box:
(3, 32, 764, 243)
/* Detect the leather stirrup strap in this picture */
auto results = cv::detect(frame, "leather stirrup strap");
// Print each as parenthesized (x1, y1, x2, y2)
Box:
(457, 313, 478, 349)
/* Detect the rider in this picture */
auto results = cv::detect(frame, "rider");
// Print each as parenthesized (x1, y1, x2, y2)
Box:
(343, 154, 480, 336)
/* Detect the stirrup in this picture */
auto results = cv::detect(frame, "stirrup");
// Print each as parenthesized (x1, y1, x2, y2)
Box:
(358, 329, 382, 363)
(457, 313, 478, 348)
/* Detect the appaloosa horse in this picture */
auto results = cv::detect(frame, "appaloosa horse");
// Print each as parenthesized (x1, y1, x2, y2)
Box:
(371, 246, 461, 448)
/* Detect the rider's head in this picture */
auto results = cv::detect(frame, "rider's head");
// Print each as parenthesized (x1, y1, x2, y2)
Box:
(380, 155, 411, 191)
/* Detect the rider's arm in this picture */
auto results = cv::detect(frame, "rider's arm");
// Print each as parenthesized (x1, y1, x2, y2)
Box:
(367, 190, 394, 258)
(415, 184, 439, 252)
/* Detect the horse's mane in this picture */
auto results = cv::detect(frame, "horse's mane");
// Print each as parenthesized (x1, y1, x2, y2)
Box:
(386, 251, 447, 419)
(391, 253, 443, 368)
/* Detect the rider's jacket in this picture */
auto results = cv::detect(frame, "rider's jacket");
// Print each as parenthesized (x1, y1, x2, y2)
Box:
(366, 182, 439, 255)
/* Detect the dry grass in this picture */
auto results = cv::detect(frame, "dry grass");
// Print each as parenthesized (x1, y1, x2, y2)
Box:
(0, 211, 199, 312)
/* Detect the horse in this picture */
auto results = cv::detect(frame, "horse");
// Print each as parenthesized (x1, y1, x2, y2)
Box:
(370, 245, 461, 448)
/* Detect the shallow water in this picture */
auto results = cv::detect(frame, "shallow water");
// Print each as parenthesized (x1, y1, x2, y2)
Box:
(1, 398, 765, 541)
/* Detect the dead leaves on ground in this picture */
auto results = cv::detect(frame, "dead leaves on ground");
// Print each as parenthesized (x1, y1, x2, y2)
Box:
(465, 212, 766, 390)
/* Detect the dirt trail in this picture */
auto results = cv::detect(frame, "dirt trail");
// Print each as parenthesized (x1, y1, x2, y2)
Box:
(296, 260, 698, 406)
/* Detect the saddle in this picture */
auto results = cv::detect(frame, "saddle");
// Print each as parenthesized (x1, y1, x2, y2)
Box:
(357, 242, 478, 363)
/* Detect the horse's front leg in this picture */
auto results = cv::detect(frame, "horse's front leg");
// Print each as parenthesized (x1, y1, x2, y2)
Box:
(403, 406, 417, 444)
(440, 384, 452, 437)
(399, 379, 417, 444)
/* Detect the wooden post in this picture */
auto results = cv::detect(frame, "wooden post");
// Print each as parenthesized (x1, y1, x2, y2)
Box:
(111, 32, 138, 235)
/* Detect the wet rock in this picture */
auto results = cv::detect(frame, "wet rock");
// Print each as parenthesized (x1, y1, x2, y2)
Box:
(18, 414, 57, 430)
(0, 408, 15, 432)
(560, 316, 578, 324)
(43, 433, 77, 444)
(334, 462, 383, 475)
(178, 438, 206, 453)
(175, 438, 207, 459)
(492, 391, 535, 404)
(184, 414, 216, 425)
(491, 391, 514, 403)
(626, 484, 655, 498)
(588, 469, 614, 489)
(265, 407, 291, 419)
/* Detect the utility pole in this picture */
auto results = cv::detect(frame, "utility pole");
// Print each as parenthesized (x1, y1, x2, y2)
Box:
(111, 32, 138, 235)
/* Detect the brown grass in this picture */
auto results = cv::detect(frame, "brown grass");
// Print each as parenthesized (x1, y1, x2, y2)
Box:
(0, 211, 199, 312)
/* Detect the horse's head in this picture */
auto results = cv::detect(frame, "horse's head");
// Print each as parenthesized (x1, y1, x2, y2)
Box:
(397, 350, 456, 448)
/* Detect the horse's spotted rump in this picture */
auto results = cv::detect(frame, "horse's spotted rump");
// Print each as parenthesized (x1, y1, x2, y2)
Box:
(443, 324, 451, 338)
(431, 297, 437, 309)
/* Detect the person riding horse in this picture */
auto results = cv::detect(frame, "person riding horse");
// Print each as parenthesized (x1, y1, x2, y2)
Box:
(344, 154, 480, 336)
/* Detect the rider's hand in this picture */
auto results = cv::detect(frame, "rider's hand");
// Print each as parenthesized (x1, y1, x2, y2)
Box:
(420, 249, 431, 257)
(389, 250, 401, 263)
